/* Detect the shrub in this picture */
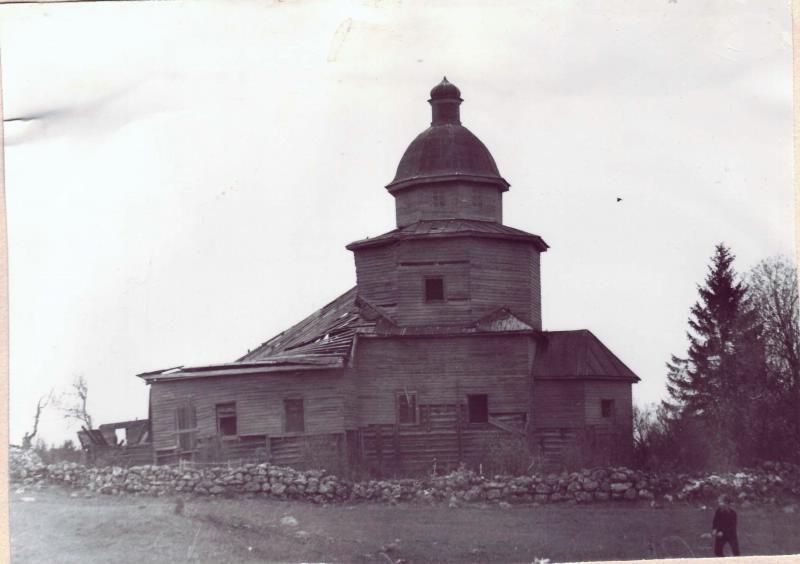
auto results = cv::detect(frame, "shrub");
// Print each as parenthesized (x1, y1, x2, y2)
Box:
(34, 439, 84, 465)
(299, 434, 346, 476)
(471, 432, 534, 476)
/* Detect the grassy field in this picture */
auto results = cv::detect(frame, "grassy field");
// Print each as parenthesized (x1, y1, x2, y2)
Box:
(10, 485, 800, 563)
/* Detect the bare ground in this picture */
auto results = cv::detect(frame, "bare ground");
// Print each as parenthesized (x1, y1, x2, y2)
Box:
(10, 485, 800, 563)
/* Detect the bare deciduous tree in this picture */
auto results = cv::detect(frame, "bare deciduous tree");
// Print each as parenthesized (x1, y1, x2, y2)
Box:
(748, 256, 800, 446)
(22, 391, 54, 449)
(62, 374, 93, 429)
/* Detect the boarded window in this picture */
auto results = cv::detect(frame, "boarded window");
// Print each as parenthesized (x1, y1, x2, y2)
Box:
(216, 402, 237, 437)
(601, 399, 615, 418)
(424, 277, 444, 302)
(397, 391, 417, 425)
(175, 401, 197, 452)
(284, 399, 305, 433)
(467, 394, 489, 424)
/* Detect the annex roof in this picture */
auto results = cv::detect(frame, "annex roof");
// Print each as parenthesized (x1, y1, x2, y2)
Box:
(346, 218, 548, 252)
(533, 330, 640, 382)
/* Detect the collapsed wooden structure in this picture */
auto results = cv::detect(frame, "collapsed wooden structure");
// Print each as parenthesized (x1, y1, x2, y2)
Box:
(135, 78, 640, 472)
(77, 419, 152, 465)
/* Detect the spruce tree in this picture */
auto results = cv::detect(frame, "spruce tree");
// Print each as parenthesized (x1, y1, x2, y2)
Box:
(664, 244, 764, 466)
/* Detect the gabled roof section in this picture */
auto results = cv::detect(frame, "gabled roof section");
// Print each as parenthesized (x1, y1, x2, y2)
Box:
(534, 330, 640, 382)
(346, 219, 548, 252)
(476, 308, 534, 332)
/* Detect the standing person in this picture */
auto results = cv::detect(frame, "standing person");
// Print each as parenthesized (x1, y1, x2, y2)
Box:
(712, 494, 740, 557)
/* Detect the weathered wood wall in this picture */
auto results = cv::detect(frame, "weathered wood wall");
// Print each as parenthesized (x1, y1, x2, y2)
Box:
(149, 369, 345, 454)
(344, 333, 535, 473)
(394, 182, 503, 227)
(359, 405, 521, 475)
(354, 237, 541, 328)
(583, 381, 633, 429)
(532, 380, 631, 430)
(531, 379, 634, 464)
(469, 238, 541, 329)
(353, 245, 397, 308)
(350, 334, 536, 427)
(532, 380, 585, 429)
(147, 336, 633, 470)
(391, 238, 471, 326)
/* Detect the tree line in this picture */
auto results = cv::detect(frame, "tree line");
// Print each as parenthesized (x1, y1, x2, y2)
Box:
(635, 245, 799, 470)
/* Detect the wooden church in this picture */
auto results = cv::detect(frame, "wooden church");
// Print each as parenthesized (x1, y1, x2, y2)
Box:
(139, 78, 640, 471)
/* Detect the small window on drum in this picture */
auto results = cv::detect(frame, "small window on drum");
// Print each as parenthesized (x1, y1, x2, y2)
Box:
(425, 277, 444, 302)
(601, 399, 615, 418)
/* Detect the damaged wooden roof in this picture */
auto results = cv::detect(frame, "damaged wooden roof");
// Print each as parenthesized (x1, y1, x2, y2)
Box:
(138, 288, 369, 382)
(138, 294, 638, 384)
(138, 288, 546, 382)
(238, 287, 367, 361)
(534, 330, 640, 382)
(346, 219, 549, 251)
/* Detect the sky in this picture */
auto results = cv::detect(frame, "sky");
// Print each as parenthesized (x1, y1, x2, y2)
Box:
(1, 0, 794, 445)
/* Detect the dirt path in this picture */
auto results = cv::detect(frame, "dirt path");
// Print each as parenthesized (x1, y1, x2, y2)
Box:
(10, 486, 800, 563)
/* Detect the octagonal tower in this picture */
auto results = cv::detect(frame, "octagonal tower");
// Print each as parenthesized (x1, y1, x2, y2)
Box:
(347, 78, 547, 329)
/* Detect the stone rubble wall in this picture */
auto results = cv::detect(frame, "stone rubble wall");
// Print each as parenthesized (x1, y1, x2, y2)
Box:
(10, 447, 800, 506)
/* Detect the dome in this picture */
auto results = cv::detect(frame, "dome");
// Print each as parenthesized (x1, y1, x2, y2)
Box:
(386, 78, 509, 193)
(430, 76, 461, 100)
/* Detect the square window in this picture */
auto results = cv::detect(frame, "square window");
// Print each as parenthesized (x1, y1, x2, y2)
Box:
(397, 391, 417, 425)
(425, 277, 444, 302)
(601, 399, 615, 418)
(285, 399, 305, 432)
(467, 394, 489, 424)
(216, 403, 237, 437)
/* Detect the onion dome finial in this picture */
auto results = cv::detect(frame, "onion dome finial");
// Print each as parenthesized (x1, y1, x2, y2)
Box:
(429, 76, 462, 125)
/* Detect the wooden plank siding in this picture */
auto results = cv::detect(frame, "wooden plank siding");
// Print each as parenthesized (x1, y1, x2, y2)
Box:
(360, 406, 524, 475)
(394, 182, 503, 227)
(350, 334, 535, 428)
(531, 380, 585, 430)
(353, 246, 397, 308)
(469, 238, 541, 329)
(149, 369, 345, 453)
(354, 237, 541, 329)
(583, 381, 633, 430)
(532, 379, 634, 465)
(392, 238, 473, 326)
(533, 379, 632, 431)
